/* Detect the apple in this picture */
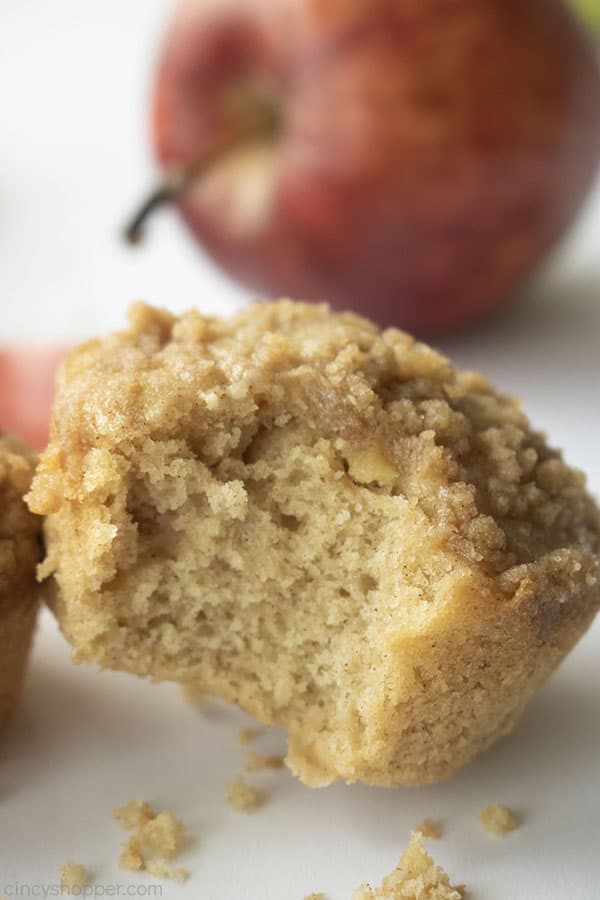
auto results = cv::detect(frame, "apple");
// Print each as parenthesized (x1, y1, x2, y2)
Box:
(130, 0, 600, 334)
(0, 347, 64, 450)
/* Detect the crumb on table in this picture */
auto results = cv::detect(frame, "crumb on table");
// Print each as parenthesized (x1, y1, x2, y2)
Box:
(238, 727, 263, 744)
(113, 799, 154, 831)
(244, 748, 285, 772)
(304, 894, 327, 899)
(146, 860, 189, 882)
(59, 862, 90, 893)
(142, 810, 185, 859)
(226, 775, 264, 812)
(480, 804, 519, 837)
(352, 831, 464, 899)
(115, 799, 189, 879)
(181, 683, 213, 707)
(416, 818, 442, 839)
(119, 836, 145, 873)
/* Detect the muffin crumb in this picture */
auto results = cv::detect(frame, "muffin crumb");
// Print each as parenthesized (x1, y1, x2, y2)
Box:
(119, 836, 145, 873)
(172, 868, 190, 883)
(142, 810, 185, 859)
(416, 818, 442, 839)
(113, 799, 154, 831)
(226, 775, 264, 812)
(352, 831, 463, 899)
(146, 860, 189, 882)
(238, 727, 262, 744)
(59, 862, 90, 892)
(245, 749, 285, 772)
(115, 799, 188, 877)
(480, 804, 518, 837)
(182, 683, 212, 707)
(304, 894, 327, 899)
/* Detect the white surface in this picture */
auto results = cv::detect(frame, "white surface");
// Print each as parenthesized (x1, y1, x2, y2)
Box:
(1, 2, 599, 898)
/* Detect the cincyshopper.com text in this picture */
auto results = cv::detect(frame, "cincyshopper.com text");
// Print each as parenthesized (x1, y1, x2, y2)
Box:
(2, 883, 164, 899)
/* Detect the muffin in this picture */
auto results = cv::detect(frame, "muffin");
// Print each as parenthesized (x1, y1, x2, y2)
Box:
(28, 301, 600, 786)
(0, 434, 41, 728)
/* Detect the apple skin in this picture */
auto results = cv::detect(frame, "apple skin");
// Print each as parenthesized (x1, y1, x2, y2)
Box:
(0, 347, 64, 450)
(153, 0, 600, 335)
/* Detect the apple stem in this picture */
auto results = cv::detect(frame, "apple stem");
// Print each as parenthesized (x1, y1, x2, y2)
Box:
(124, 93, 281, 245)
(123, 138, 231, 246)
(124, 171, 191, 245)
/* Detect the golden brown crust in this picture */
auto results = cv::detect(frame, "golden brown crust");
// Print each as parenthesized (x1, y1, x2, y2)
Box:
(0, 434, 40, 728)
(28, 302, 600, 786)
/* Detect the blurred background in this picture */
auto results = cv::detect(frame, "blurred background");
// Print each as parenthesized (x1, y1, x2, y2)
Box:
(1, 0, 248, 343)
(1, 0, 599, 340)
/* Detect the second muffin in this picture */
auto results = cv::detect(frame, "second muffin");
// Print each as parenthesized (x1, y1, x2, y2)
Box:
(0, 434, 41, 728)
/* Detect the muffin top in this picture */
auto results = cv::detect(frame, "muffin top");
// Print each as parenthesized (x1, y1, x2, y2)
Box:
(30, 300, 600, 583)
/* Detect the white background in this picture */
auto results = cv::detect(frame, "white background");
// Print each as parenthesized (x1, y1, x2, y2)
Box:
(1, 1, 599, 897)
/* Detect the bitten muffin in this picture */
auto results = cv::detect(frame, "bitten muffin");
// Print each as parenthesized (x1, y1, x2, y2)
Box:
(0, 434, 40, 728)
(28, 302, 600, 786)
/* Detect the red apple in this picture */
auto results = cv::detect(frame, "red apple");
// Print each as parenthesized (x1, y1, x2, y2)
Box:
(143, 0, 600, 334)
(0, 347, 64, 450)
